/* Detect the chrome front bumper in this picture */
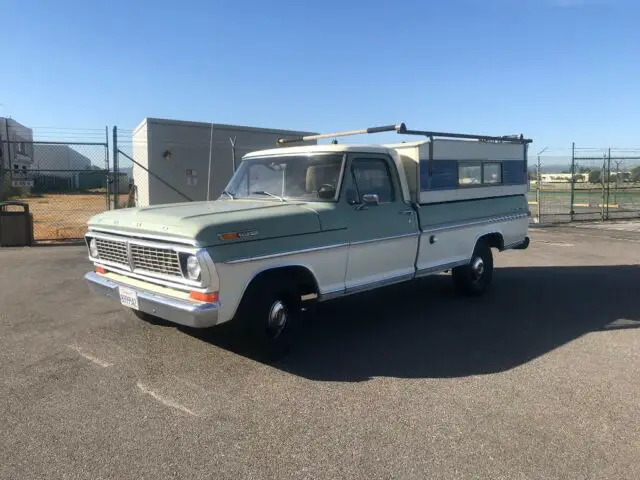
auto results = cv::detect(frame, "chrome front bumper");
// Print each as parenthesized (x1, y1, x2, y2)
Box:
(84, 272, 219, 328)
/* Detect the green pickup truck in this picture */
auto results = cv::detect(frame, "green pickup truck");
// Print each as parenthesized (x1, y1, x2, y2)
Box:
(84, 123, 531, 357)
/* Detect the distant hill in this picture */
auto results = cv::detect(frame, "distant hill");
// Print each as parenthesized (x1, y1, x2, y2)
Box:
(541, 164, 572, 173)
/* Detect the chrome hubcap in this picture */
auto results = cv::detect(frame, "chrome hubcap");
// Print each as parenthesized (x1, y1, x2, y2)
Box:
(471, 257, 485, 280)
(267, 300, 288, 338)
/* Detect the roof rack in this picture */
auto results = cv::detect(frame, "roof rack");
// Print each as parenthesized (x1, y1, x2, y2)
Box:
(277, 123, 407, 145)
(277, 122, 532, 145)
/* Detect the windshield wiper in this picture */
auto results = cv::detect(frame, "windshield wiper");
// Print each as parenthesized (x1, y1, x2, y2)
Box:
(221, 190, 235, 199)
(251, 190, 286, 202)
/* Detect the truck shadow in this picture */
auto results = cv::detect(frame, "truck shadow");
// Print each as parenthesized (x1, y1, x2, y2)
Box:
(183, 264, 640, 382)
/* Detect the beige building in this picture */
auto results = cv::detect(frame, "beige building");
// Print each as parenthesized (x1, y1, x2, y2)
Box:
(131, 117, 317, 206)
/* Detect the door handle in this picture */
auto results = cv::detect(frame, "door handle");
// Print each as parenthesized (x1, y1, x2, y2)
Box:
(399, 209, 413, 224)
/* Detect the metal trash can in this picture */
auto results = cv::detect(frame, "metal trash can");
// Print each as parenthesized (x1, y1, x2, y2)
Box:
(0, 201, 34, 247)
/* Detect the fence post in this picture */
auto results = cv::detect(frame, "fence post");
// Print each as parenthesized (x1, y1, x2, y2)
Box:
(601, 154, 606, 222)
(0, 141, 4, 200)
(569, 142, 575, 221)
(1, 121, 11, 200)
(600, 154, 610, 222)
(112, 126, 118, 209)
(606, 148, 611, 220)
(105, 126, 110, 210)
(534, 147, 548, 225)
(536, 154, 541, 224)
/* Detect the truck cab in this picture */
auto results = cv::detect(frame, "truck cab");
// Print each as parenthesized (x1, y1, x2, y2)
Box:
(83, 123, 531, 359)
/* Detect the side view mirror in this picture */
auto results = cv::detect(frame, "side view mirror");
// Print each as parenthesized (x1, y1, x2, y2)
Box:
(346, 188, 359, 205)
(361, 193, 380, 206)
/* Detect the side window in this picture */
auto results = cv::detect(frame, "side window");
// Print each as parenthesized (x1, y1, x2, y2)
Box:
(351, 158, 396, 203)
(458, 161, 503, 186)
(483, 162, 502, 184)
(458, 163, 482, 185)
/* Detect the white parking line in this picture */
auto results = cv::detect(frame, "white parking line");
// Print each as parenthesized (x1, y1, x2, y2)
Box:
(545, 242, 574, 247)
(68, 345, 114, 368)
(136, 381, 198, 417)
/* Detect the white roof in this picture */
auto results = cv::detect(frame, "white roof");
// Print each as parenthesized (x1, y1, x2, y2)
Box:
(383, 140, 429, 149)
(243, 141, 428, 159)
(244, 143, 392, 158)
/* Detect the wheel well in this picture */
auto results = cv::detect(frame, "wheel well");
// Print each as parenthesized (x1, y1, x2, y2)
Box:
(247, 266, 320, 298)
(477, 232, 504, 251)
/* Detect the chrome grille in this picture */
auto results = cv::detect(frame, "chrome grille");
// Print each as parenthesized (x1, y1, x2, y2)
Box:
(130, 244, 182, 278)
(95, 238, 129, 266)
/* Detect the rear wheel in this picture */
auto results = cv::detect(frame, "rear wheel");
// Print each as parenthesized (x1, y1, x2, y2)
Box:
(452, 240, 494, 296)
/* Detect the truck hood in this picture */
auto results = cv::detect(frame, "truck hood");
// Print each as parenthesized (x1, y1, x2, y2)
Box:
(87, 199, 323, 246)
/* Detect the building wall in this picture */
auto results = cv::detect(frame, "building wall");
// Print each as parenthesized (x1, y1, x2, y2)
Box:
(0, 117, 34, 170)
(32, 144, 92, 178)
(132, 121, 149, 205)
(132, 117, 318, 206)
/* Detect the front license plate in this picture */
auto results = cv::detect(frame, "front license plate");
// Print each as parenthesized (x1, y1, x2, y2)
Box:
(119, 287, 139, 310)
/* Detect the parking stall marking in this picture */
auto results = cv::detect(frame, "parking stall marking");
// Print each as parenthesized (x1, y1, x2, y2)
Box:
(136, 381, 199, 417)
(67, 345, 114, 368)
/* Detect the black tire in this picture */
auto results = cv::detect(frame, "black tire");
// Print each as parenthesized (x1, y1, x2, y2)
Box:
(452, 240, 494, 296)
(233, 277, 301, 361)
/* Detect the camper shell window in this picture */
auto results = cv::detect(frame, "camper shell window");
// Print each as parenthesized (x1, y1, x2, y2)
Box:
(457, 161, 504, 187)
(420, 159, 522, 191)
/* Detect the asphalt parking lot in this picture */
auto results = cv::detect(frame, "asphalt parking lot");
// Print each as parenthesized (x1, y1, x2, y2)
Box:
(2, 224, 640, 480)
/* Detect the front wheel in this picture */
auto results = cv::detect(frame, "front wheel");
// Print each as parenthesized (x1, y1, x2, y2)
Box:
(234, 279, 301, 360)
(452, 241, 494, 296)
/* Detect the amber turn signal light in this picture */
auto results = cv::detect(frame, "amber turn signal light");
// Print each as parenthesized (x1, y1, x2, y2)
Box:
(189, 291, 219, 303)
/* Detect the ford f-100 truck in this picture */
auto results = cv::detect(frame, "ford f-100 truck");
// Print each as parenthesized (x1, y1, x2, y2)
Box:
(84, 123, 532, 357)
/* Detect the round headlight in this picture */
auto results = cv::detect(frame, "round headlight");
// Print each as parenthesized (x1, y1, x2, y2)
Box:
(186, 255, 202, 280)
(89, 238, 99, 258)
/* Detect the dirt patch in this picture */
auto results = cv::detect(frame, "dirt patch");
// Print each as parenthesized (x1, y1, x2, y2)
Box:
(11, 194, 125, 241)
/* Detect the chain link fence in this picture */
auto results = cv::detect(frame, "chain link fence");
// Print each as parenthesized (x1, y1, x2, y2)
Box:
(529, 154, 573, 224)
(1, 141, 109, 241)
(529, 149, 640, 224)
(3, 126, 640, 243)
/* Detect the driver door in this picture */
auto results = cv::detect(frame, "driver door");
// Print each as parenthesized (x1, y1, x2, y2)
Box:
(342, 153, 419, 293)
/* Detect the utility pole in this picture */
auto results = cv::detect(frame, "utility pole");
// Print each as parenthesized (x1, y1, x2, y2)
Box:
(229, 136, 237, 173)
(207, 123, 213, 201)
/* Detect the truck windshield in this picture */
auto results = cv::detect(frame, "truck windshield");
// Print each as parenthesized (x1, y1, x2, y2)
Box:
(223, 153, 344, 202)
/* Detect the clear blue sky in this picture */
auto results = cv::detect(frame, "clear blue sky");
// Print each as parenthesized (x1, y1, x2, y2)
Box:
(2, 0, 639, 154)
